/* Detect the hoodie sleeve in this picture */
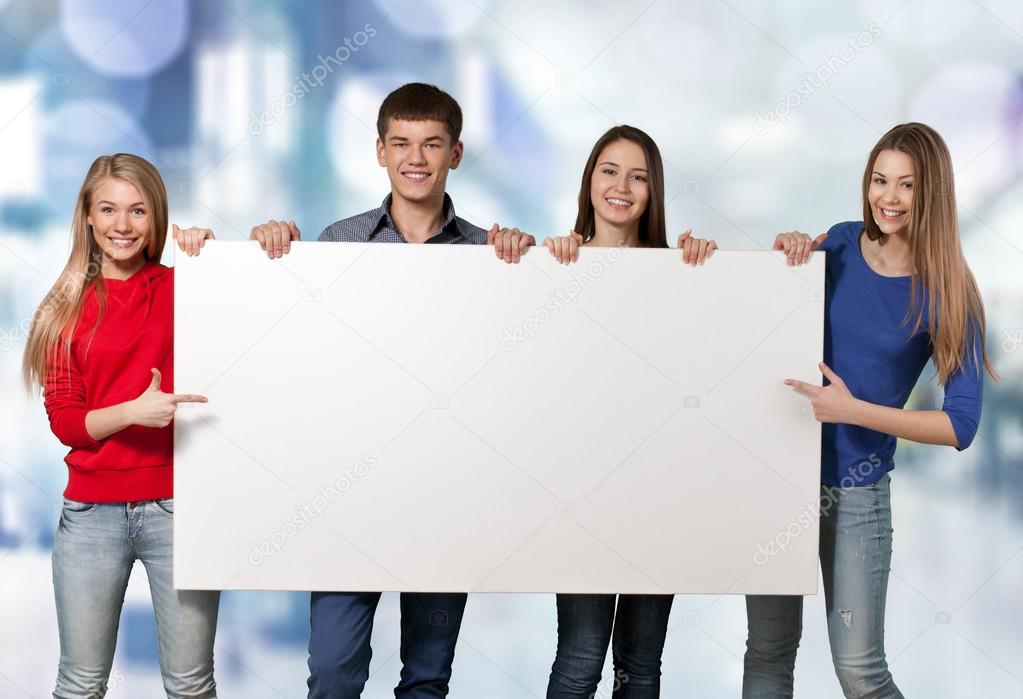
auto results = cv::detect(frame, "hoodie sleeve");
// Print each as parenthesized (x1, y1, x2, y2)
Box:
(43, 345, 101, 449)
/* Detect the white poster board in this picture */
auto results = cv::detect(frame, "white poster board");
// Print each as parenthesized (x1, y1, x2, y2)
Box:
(174, 241, 823, 594)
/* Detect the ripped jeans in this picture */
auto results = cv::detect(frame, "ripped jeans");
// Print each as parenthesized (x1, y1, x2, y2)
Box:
(743, 474, 903, 698)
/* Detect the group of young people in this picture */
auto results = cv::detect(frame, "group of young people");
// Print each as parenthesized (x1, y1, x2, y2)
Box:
(25, 82, 993, 698)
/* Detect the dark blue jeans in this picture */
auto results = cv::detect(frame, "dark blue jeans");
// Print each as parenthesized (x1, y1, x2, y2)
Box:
(307, 591, 467, 698)
(547, 593, 674, 698)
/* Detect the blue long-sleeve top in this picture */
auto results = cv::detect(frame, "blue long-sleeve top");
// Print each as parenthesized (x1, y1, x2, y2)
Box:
(817, 221, 984, 487)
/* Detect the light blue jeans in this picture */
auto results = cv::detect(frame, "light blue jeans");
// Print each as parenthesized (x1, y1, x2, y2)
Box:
(743, 474, 904, 698)
(52, 498, 220, 698)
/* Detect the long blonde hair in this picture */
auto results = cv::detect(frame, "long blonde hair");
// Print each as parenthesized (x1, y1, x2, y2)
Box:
(22, 153, 169, 390)
(861, 123, 996, 384)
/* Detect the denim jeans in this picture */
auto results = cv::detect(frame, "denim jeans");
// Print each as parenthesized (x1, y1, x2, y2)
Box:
(743, 474, 903, 698)
(547, 593, 674, 698)
(307, 590, 467, 698)
(52, 498, 220, 698)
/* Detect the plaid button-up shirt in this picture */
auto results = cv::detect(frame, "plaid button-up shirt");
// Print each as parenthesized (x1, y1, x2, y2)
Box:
(317, 194, 488, 245)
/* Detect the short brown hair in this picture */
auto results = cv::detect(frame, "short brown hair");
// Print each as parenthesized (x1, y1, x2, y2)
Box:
(376, 82, 463, 143)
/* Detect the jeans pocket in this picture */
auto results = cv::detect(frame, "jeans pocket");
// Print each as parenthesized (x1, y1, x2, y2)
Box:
(153, 498, 175, 515)
(62, 498, 97, 515)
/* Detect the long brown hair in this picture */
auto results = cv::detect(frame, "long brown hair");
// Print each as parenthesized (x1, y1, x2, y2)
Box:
(22, 153, 169, 390)
(861, 123, 996, 383)
(574, 125, 667, 248)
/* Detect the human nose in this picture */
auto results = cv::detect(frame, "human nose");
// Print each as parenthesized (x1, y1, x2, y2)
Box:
(408, 145, 426, 164)
(881, 185, 901, 205)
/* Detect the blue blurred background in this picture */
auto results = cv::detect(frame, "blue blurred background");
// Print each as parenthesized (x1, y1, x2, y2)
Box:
(1, 1, 1021, 696)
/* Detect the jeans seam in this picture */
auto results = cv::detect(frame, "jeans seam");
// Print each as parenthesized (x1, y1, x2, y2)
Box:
(61, 500, 99, 517)
(153, 498, 174, 516)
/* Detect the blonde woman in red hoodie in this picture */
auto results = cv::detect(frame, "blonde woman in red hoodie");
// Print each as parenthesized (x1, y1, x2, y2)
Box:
(23, 153, 219, 697)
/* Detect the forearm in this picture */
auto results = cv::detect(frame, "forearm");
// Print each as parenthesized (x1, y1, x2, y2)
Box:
(85, 401, 137, 441)
(847, 399, 959, 447)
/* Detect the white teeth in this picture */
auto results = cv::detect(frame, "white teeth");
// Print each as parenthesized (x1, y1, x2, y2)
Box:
(606, 197, 632, 207)
(107, 237, 137, 248)
(881, 208, 904, 217)
(404, 172, 428, 181)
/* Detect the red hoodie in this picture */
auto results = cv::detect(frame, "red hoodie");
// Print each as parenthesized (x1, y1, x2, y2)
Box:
(44, 261, 174, 502)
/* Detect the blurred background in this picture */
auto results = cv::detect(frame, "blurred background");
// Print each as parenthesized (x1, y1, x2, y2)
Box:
(1, 0, 1021, 696)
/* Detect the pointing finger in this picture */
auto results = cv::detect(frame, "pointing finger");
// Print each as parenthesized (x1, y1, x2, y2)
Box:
(171, 394, 208, 404)
(784, 379, 819, 397)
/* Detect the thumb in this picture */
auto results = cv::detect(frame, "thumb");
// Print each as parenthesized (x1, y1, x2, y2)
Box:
(569, 230, 583, 242)
(677, 228, 692, 246)
(172, 223, 180, 240)
(812, 233, 828, 250)
(819, 361, 843, 386)
(148, 368, 162, 392)
(487, 223, 499, 244)
(288, 220, 301, 240)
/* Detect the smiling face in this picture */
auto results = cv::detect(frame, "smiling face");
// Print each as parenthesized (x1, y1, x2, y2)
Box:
(868, 149, 915, 237)
(589, 139, 650, 229)
(377, 118, 463, 205)
(87, 177, 150, 271)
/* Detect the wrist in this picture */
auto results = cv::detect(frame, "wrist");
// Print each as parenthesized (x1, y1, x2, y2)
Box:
(846, 397, 870, 427)
(119, 399, 138, 428)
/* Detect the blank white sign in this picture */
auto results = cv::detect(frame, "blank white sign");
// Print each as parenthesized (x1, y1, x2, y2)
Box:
(174, 241, 823, 594)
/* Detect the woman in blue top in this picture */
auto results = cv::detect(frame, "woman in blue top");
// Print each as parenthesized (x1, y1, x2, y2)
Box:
(744, 122, 997, 698)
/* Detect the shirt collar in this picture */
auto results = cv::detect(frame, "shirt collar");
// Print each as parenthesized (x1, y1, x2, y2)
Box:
(372, 193, 461, 241)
